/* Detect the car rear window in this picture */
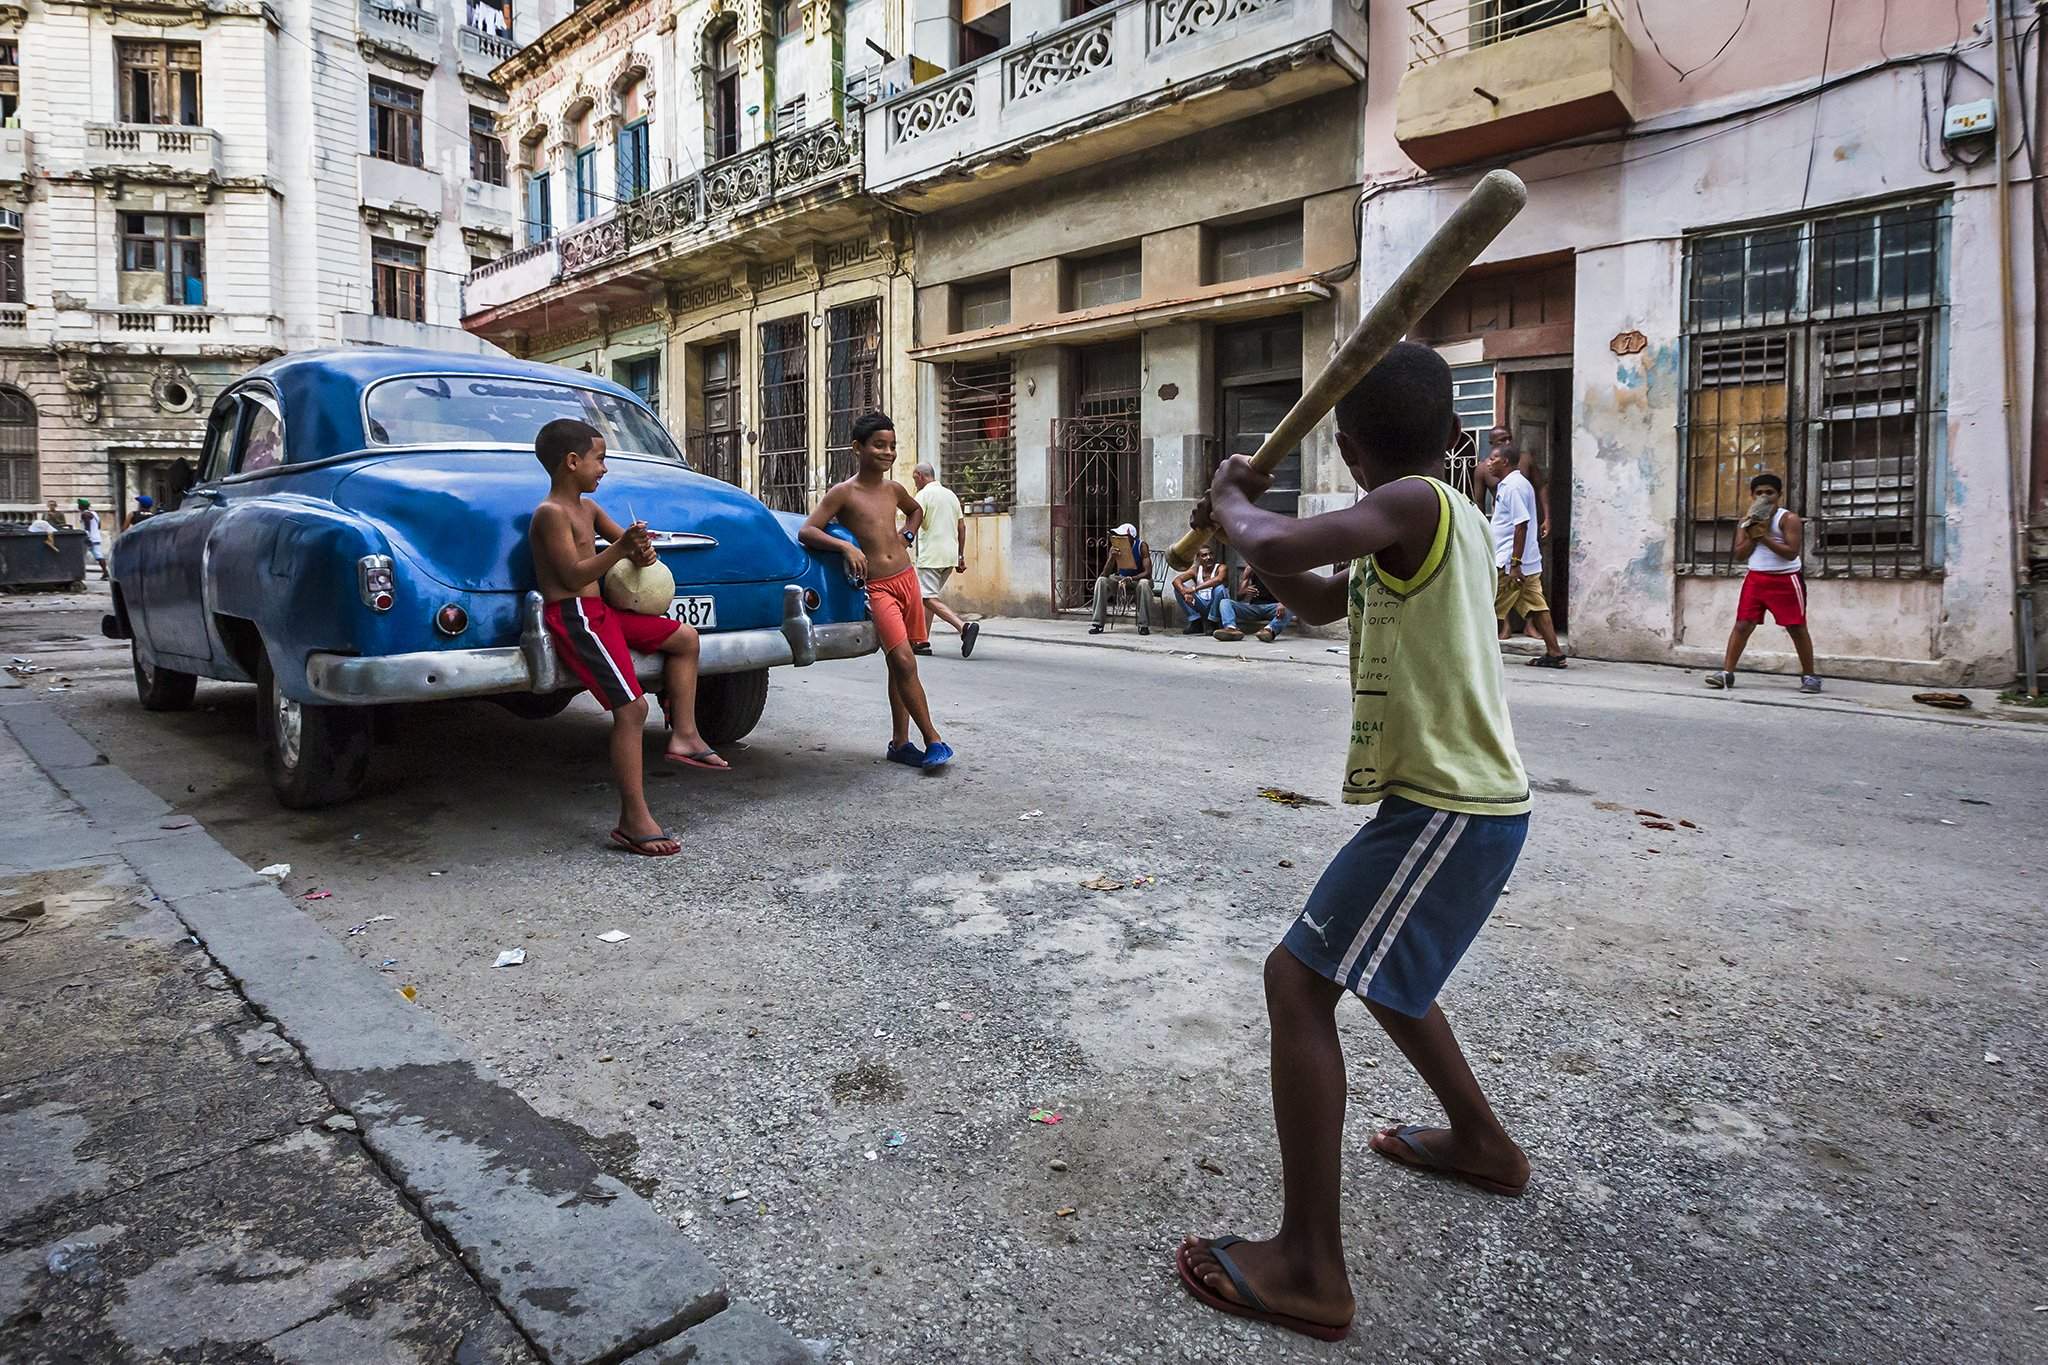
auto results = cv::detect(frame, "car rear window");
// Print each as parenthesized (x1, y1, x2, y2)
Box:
(363, 376, 683, 462)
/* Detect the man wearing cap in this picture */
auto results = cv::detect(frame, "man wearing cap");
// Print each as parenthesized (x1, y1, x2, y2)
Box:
(1089, 521, 1155, 635)
(125, 493, 156, 530)
(76, 499, 108, 579)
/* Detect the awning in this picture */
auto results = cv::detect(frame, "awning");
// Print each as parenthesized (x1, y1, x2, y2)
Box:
(909, 275, 1334, 364)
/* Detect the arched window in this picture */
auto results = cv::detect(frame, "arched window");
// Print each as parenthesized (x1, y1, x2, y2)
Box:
(521, 132, 553, 244)
(568, 102, 598, 221)
(706, 24, 740, 161)
(615, 75, 651, 201)
(0, 386, 37, 504)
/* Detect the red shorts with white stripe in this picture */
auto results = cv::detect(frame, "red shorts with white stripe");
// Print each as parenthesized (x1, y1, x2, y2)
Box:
(1736, 570, 1807, 627)
(542, 595, 678, 711)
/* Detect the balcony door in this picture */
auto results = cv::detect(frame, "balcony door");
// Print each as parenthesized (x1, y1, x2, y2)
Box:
(709, 31, 741, 161)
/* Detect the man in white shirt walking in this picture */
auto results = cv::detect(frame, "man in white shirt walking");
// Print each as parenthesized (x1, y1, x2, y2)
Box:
(76, 499, 108, 580)
(1483, 451, 1566, 668)
(911, 463, 978, 658)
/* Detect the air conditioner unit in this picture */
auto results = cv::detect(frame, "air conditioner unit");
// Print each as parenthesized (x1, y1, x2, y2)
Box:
(0, 209, 21, 232)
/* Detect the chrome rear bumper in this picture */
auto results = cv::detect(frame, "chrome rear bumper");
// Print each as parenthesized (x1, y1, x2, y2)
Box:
(303, 586, 876, 705)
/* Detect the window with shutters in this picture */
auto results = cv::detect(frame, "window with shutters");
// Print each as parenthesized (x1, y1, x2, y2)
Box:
(470, 106, 506, 186)
(943, 360, 1015, 512)
(1, 238, 23, 305)
(1207, 210, 1303, 284)
(369, 78, 424, 167)
(371, 238, 426, 322)
(119, 212, 205, 306)
(954, 276, 1010, 333)
(1067, 247, 1141, 311)
(616, 118, 651, 201)
(1681, 199, 1945, 577)
(117, 40, 202, 125)
(0, 386, 35, 504)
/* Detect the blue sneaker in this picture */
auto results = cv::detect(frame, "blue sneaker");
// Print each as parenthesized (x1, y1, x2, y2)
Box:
(886, 741, 926, 767)
(920, 741, 954, 769)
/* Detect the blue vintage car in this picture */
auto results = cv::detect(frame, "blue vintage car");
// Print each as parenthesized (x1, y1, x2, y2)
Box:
(105, 348, 876, 807)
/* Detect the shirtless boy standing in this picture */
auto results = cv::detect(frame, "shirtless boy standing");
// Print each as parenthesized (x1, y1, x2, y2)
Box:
(529, 417, 727, 859)
(799, 412, 954, 770)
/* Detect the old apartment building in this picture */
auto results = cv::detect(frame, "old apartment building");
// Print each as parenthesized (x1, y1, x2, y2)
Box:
(460, 0, 916, 508)
(0, 0, 559, 521)
(1360, 0, 2037, 684)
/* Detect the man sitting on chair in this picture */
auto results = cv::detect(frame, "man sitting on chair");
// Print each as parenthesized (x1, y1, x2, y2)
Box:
(1089, 522, 1156, 635)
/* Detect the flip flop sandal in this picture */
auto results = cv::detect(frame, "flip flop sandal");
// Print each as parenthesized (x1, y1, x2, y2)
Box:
(1526, 654, 1568, 668)
(610, 828, 681, 857)
(1175, 1238, 1351, 1343)
(665, 750, 729, 771)
(1372, 1124, 1528, 1197)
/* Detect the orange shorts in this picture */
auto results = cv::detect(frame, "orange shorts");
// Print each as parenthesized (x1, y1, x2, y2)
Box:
(865, 565, 927, 652)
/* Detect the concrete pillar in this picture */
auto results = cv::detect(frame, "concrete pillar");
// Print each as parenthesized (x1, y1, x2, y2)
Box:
(1142, 225, 1202, 299)
(1011, 259, 1060, 326)
(1138, 322, 1211, 554)
(910, 0, 956, 69)
(1007, 345, 1064, 613)
(1297, 297, 1351, 518)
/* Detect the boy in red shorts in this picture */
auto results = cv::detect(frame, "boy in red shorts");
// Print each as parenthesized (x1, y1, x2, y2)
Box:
(1705, 471, 1822, 694)
(799, 411, 953, 769)
(530, 418, 727, 859)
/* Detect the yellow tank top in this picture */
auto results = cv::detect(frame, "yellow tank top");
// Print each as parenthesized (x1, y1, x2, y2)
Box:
(1345, 476, 1531, 816)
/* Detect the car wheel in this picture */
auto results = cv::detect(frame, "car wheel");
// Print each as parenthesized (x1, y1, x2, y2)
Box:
(695, 669, 769, 746)
(491, 690, 579, 721)
(258, 653, 371, 809)
(132, 638, 197, 712)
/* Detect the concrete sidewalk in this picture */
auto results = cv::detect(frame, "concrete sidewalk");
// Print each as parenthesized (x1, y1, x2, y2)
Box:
(0, 693, 810, 1365)
(970, 614, 2046, 730)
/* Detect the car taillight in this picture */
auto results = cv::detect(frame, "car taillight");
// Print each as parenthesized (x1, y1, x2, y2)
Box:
(358, 556, 395, 612)
(434, 603, 468, 636)
(803, 589, 820, 611)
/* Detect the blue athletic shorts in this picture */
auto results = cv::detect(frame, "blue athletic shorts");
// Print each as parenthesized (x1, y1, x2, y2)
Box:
(1281, 795, 1528, 1018)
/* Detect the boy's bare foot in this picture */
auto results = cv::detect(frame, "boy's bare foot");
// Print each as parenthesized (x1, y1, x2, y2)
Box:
(1368, 1124, 1529, 1195)
(1176, 1235, 1354, 1333)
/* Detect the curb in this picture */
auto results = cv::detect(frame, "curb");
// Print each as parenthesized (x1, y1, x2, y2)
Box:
(0, 696, 811, 1365)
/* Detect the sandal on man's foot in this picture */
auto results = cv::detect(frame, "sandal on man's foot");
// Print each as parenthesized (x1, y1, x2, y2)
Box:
(1526, 653, 1567, 668)
(1370, 1124, 1528, 1196)
(1174, 1237, 1351, 1342)
(961, 621, 980, 658)
(610, 827, 680, 857)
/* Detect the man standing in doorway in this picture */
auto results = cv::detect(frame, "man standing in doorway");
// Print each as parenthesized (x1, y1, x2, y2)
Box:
(911, 462, 978, 659)
(1485, 450, 1566, 668)
(1705, 472, 1821, 694)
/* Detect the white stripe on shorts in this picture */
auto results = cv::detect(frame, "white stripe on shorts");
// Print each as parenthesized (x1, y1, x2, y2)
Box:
(1356, 813, 1469, 994)
(567, 598, 635, 700)
(1332, 808, 1448, 986)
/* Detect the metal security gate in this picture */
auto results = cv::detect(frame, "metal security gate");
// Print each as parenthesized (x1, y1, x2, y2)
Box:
(758, 315, 808, 513)
(1049, 416, 1138, 610)
(825, 299, 882, 486)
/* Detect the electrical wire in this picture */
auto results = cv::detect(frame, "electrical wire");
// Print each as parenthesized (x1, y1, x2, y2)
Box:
(1798, 0, 1838, 209)
(1630, 0, 1753, 83)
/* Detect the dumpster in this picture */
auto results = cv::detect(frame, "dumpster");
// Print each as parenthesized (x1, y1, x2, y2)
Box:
(0, 525, 88, 589)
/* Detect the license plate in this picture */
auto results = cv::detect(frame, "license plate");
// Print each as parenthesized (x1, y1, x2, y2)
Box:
(665, 596, 716, 629)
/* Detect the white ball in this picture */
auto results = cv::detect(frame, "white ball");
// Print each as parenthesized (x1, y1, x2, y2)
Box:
(603, 557, 675, 615)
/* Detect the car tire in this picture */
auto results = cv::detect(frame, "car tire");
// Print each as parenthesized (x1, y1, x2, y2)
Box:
(695, 669, 769, 747)
(132, 638, 197, 712)
(491, 690, 579, 721)
(258, 653, 371, 809)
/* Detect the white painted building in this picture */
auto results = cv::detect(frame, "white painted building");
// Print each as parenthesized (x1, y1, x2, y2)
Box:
(0, 0, 566, 525)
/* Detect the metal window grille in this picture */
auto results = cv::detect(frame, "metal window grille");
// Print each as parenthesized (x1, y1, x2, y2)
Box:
(687, 430, 742, 486)
(1681, 199, 1946, 578)
(825, 301, 883, 486)
(370, 79, 424, 167)
(1447, 361, 1495, 503)
(758, 315, 810, 513)
(943, 360, 1015, 512)
(0, 385, 34, 503)
(1408, 0, 1595, 68)
(371, 238, 426, 322)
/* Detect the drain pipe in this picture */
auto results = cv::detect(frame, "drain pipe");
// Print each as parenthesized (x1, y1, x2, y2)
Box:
(1993, 0, 2038, 694)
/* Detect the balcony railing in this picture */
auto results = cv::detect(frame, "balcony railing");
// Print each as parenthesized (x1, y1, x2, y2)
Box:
(0, 305, 25, 331)
(552, 119, 862, 279)
(868, 0, 1364, 200)
(363, 0, 438, 36)
(97, 308, 216, 335)
(86, 124, 222, 176)
(1407, 0, 1605, 68)
(460, 24, 519, 69)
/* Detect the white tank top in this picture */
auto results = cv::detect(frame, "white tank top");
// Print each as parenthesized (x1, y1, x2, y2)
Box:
(1747, 508, 1802, 573)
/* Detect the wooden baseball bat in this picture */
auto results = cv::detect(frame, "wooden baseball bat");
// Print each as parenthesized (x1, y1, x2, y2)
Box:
(1166, 169, 1529, 571)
